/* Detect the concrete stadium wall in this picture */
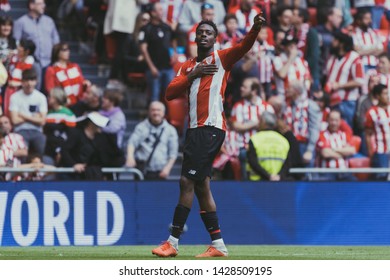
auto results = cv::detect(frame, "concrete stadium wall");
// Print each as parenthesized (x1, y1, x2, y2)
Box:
(1, 181, 390, 246)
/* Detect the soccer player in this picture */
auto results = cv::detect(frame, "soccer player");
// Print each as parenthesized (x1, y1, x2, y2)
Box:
(151, 13, 265, 258)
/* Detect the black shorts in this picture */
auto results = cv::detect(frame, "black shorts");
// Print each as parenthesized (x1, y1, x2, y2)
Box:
(181, 126, 226, 181)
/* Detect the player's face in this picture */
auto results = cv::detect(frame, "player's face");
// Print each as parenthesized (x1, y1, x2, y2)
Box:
(327, 112, 341, 133)
(195, 24, 216, 50)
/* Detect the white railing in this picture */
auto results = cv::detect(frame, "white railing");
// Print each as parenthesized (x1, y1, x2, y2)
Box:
(0, 167, 144, 181)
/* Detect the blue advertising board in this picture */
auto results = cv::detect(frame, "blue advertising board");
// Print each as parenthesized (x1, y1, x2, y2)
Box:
(1, 181, 390, 246)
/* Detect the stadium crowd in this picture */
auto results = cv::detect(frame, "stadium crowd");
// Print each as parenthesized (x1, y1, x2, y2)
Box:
(0, 0, 389, 182)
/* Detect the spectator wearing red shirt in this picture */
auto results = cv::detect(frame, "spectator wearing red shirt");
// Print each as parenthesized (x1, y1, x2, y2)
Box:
(316, 109, 357, 181)
(45, 42, 90, 106)
(365, 84, 390, 180)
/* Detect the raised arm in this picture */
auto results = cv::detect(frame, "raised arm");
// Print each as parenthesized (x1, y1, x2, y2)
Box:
(219, 13, 265, 71)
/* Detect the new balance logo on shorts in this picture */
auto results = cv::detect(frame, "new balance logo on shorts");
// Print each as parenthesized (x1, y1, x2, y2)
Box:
(188, 169, 197, 175)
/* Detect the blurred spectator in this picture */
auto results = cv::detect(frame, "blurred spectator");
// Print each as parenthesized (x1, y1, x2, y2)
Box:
(9, 68, 47, 156)
(56, 0, 86, 42)
(352, 9, 384, 73)
(0, 15, 16, 69)
(247, 111, 290, 181)
(228, 0, 262, 34)
(126, 101, 178, 180)
(3, 39, 40, 117)
(124, 11, 150, 75)
(13, 0, 60, 71)
(60, 111, 125, 180)
(18, 153, 55, 181)
(365, 84, 390, 180)
(139, 2, 176, 102)
(273, 35, 311, 97)
(230, 77, 274, 180)
(104, 0, 142, 83)
(315, 7, 343, 85)
(0, 0, 10, 12)
(283, 80, 321, 166)
(316, 109, 357, 181)
(178, 0, 226, 33)
(268, 94, 304, 180)
(84, 0, 108, 64)
(279, 0, 307, 9)
(69, 84, 102, 117)
(212, 123, 240, 180)
(273, 5, 293, 34)
(99, 88, 126, 148)
(324, 31, 364, 128)
(161, 0, 185, 31)
(45, 42, 90, 105)
(0, 115, 28, 167)
(44, 87, 76, 165)
(218, 14, 244, 50)
(187, 2, 217, 58)
(0, 126, 14, 168)
(364, 53, 390, 95)
(292, 7, 321, 90)
(252, 26, 274, 99)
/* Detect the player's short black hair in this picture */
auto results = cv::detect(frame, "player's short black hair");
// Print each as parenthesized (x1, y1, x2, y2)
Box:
(196, 20, 218, 37)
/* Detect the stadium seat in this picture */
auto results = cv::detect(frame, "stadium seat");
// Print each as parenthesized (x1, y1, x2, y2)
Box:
(350, 135, 362, 153)
(127, 72, 146, 90)
(166, 96, 188, 136)
(348, 157, 370, 181)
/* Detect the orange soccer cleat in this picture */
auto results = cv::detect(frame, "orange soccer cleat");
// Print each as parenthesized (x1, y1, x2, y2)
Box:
(195, 246, 228, 258)
(152, 241, 178, 257)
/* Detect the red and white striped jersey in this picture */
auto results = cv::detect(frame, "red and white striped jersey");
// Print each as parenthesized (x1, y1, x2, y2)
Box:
(316, 130, 351, 168)
(364, 68, 390, 96)
(325, 51, 365, 102)
(252, 40, 274, 83)
(161, 0, 184, 24)
(352, 27, 383, 68)
(3, 132, 26, 167)
(273, 53, 311, 96)
(166, 27, 260, 131)
(7, 55, 34, 84)
(284, 99, 309, 142)
(212, 129, 240, 170)
(0, 144, 13, 167)
(228, 5, 262, 33)
(296, 23, 310, 56)
(231, 96, 275, 147)
(365, 105, 390, 153)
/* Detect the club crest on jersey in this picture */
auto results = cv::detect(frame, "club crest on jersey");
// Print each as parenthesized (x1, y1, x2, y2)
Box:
(204, 56, 213, 65)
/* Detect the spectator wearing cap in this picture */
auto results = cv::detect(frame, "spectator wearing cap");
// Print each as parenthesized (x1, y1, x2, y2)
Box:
(9, 68, 47, 157)
(69, 84, 102, 117)
(44, 87, 76, 165)
(324, 31, 365, 129)
(228, 0, 262, 34)
(13, 0, 60, 80)
(178, 0, 226, 34)
(99, 88, 126, 149)
(139, 2, 176, 102)
(187, 2, 217, 58)
(272, 34, 311, 98)
(60, 111, 125, 180)
(352, 9, 384, 73)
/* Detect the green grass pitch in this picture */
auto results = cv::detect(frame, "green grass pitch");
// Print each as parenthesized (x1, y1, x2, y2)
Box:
(1, 245, 390, 260)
